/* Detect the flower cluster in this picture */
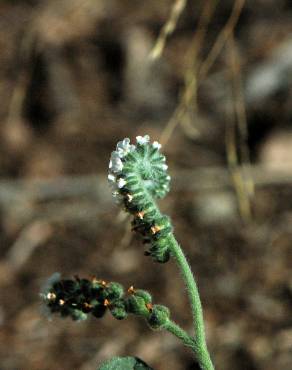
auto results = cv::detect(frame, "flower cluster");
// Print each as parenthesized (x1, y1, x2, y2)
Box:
(41, 274, 170, 329)
(41, 274, 126, 321)
(108, 135, 172, 263)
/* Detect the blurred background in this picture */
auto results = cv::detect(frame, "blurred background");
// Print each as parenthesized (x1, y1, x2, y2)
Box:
(0, 0, 292, 369)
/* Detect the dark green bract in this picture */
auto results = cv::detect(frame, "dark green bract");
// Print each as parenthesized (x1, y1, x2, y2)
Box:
(41, 275, 126, 321)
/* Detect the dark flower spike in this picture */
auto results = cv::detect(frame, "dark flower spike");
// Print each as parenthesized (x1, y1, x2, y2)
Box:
(41, 275, 179, 333)
(108, 136, 172, 263)
(41, 275, 125, 322)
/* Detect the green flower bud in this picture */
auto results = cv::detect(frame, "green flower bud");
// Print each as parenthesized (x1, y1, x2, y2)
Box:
(133, 290, 152, 305)
(104, 282, 124, 301)
(147, 305, 170, 330)
(126, 295, 150, 316)
(110, 300, 128, 320)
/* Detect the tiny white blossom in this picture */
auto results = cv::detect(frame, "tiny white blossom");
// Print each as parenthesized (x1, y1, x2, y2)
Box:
(108, 174, 118, 190)
(109, 151, 123, 173)
(117, 178, 127, 188)
(152, 141, 161, 150)
(116, 138, 135, 158)
(161, 164, 168, 171)
(108, 174, 116, 183)
(136, 135, 150, 145)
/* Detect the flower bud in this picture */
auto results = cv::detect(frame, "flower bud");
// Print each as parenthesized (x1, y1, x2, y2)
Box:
(110, 300, 128, 320)
(105, 282, 124, 301)
(133, 289, 152, 305)
(147, 305, 170, 330)
(126, 295, 150, 316)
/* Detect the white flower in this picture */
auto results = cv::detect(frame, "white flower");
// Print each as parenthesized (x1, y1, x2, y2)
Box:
(136, 135, 150, 145)
(117, 178, 126, 188)
(161, 164, 168, 171)
(108, 174, 116, 183)
(116, 138, 135, 158)
(109, 151, 123, 173)
(108, 174, 118, 191)
(152, 141, 161, 150)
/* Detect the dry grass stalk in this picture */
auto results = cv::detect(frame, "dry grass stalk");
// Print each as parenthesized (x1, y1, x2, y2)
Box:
(198, 0, 245, 82)
(159, 0, 217, 145)
(225, 31, 253, 222)
(160, 0, 245, 147)
(150, 0, 187, 60)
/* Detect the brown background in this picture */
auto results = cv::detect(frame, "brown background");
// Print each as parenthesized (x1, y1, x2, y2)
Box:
(0, 1, 292, 369)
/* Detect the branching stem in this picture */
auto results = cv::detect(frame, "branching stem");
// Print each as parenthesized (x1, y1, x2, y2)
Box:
(167, 234, 214, 370)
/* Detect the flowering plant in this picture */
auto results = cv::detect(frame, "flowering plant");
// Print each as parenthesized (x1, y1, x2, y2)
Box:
(42, 135, 214, 370)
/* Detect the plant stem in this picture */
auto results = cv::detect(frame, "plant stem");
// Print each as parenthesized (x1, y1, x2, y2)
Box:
(164, 319, 195, 348)
(167, 234, 214, 370)
(144, 195, 214, 369)
(164, 319, 213, 370)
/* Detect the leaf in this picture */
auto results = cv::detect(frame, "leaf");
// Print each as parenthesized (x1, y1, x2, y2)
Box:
(98, 356, 154, 370)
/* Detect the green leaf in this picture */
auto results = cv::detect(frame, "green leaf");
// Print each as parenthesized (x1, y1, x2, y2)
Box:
(98, 356, 153, 370)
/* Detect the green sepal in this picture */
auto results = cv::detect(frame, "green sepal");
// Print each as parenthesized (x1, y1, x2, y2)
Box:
(110, 299, 128, 320)
(126, 295, 150, 316)
(133, 290, 152, 305)
(103, 282, 124, 301)
(98, 356, 153, 370)
(147, 305, 170, 330)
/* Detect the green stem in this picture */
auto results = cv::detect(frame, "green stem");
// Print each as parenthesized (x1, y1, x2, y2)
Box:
(164, 318, 213, 370)
(164, 319, 195, 348)
(142, 194, 214, 369)
(167, 234, 214, 370)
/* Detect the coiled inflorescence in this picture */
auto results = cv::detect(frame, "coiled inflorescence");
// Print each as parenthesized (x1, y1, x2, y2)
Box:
(108, 135, 172, 263)
(41, 274, 170, 329)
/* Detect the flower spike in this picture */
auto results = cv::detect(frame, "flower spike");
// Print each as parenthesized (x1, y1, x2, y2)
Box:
(108, 136, 171, 262)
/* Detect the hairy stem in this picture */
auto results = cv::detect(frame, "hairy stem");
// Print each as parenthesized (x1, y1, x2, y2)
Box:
(145, 196, 214, 369)
(164, 319, 195, 348)
(167, 235, 214, 370)
(146, 196, 214, 369)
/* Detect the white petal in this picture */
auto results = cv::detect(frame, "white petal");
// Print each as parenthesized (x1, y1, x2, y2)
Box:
(136, 135, 150, 145)
(108, 174, 116, 182)
(109, 151, 123, 173)
(117, 178, 127, 188)
(152, 141, 161, 150)
(116, 138, 135, 157)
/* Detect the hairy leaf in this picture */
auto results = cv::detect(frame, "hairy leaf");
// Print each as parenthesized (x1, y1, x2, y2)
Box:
(98, 356, 153, 370)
